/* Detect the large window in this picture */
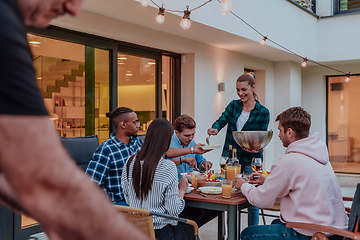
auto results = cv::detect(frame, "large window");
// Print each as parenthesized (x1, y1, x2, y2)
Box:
(335, 0, 360, 14)
(327, 75, 360, 174)
(28, 34, 110, 143)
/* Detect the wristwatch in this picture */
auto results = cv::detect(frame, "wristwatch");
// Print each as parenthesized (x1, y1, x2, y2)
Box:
(179, 157, 182, 164)
(191, 146, 194, 154)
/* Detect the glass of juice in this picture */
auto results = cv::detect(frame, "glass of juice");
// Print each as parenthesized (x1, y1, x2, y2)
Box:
(191, 173, 198, 189)
(251, 158, 262, 173)
(222, 180, 232, 198)
(219, 156, 227, 174)
(197, 174, 206, 188)
(226, 166, 235, 181)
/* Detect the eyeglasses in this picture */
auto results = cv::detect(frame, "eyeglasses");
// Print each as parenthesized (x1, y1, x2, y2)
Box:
(124, 119, 140, 126)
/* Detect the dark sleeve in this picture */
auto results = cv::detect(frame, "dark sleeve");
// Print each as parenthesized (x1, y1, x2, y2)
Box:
(211, 100, 234, 130)
(0, 0, 48, 115)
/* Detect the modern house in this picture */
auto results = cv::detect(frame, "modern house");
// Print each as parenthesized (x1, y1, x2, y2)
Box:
(1, 0, 359, 239)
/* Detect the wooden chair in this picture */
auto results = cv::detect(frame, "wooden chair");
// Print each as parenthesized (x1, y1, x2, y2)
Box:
(114, 205, 199, 240)
(286, 183, 360, 240)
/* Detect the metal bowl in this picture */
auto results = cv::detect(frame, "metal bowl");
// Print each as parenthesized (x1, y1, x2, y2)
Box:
(232, 130, 273, 151)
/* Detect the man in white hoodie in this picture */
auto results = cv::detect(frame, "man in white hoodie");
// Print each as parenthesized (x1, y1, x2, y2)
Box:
(236, 107, 348, 240)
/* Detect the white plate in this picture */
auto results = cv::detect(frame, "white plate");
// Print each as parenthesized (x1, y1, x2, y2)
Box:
(186, 187, 194, 194)
(201, 145, 221, 150)
(198, 187, 222, 194)
(205, 180, 221, 187)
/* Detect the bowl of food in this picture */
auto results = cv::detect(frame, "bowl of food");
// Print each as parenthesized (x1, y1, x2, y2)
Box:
(232, 130, 273, 151)
(180, 172, 192, 183)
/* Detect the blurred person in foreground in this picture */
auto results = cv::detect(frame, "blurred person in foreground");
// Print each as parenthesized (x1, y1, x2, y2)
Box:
(0, 0, 149, 239)
(236, 107, 348, 240)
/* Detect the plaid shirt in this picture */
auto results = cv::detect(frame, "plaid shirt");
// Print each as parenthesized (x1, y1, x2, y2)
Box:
(211, 99, 270, 165)
(85, 133, 143, 202)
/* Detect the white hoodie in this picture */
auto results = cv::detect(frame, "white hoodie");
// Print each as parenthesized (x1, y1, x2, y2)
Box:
(241, 133, 348, 236)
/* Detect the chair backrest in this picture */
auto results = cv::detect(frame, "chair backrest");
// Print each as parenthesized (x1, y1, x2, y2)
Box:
(348, 183, 360, 235)
(138, 134, 146, 141)
(114, 205, 156, 240)
(61, 135, 99, 172)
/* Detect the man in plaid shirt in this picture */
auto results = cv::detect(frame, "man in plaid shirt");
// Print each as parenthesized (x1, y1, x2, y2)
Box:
(86, 107, 142, 206)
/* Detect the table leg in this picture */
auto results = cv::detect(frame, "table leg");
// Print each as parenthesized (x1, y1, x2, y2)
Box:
(218, 211, 225, 240)
(227, 205, 238, 240)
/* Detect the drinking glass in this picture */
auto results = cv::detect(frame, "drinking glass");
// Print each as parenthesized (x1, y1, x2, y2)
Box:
(221, 180, 232, 198)
(251, 158, 262, 173)
(219, 156, 227, 175)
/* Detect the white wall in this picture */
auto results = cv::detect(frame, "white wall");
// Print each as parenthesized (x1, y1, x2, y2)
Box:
(52, 10, 278, 170)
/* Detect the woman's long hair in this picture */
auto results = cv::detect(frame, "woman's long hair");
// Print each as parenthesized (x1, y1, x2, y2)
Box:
(126, 118, 174, 200)
(237, 72, 258, 100)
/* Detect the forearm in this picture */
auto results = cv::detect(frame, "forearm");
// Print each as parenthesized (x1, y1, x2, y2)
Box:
(0, 116, 149, 240)
(169, 158, 182, 166)
(167, 147, 192, 158)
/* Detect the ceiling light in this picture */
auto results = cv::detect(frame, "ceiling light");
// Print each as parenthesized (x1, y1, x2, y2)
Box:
(118, 57, 127, 60)
(148, 62, 156, 65)
(126, 73, 133, 76)
(345, 72, 351, 82)
(118, 62, 125, 65)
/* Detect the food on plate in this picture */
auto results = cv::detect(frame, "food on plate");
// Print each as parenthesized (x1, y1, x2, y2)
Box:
(209, 174, 217, 180)
(261, 170, 270, 177)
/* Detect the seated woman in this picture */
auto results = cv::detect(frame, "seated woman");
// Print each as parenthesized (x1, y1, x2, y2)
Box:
(121, 118, 193, 240)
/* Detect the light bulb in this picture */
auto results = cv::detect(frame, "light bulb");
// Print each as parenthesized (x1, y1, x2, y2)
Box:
(345, 73, 351, 82)
(219, 0, 233, 16)
(180, 18, 191, 30)
(141, 0, 148, 7)
(260, 36, 267, 45)
(301, 58, 308, 67)
(180, 8, 191, 30)
(156, 7, 165, 24)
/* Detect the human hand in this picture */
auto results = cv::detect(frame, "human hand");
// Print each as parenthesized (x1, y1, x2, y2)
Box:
(178, 176, 188, 198)
(249, 172, 265, 185)
(182, 157, 199, 171)
(207, 128, 218, 136)
(235, 177, 248, 190)
(241, 147, 263, 153)
(193, 143, 212, 154)
(200, 161, 212, 171)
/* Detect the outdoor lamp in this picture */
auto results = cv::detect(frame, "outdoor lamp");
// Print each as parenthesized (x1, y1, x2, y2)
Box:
(141, 0, 148, 7)
(219, 0, 233, 16)
(156, 7, 165, 24)
(218, 83, 225, 92)
(180, 6, 191, 30)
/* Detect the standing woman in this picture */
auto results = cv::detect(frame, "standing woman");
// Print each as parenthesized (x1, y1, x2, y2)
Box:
(121, 118, 193, 240)
(207, 72, 270, 226)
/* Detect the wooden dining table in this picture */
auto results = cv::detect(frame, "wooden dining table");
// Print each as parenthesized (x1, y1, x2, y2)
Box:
(184, 189, 251, 240)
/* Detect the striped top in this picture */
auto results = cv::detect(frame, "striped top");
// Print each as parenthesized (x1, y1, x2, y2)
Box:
(121, 156, 185, 229)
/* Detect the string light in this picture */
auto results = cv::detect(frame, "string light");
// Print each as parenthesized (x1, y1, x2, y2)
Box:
(141, 0, 149, 7)
(345, 72, 351, 82)
(156, 6, 165, 24)
(180, 6, 191, 30)
(219, 0, 233, 16)
(301, 58, 308, 67)
(260, 36, 267, 45)
(138, 0, 353, 77)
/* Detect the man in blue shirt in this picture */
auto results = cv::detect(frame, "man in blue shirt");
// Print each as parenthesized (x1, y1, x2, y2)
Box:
(169, 114, 213, 179)
(169, 114, 221, 228)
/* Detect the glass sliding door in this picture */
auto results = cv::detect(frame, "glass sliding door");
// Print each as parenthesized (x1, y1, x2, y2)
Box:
(327, 75, 360, 174)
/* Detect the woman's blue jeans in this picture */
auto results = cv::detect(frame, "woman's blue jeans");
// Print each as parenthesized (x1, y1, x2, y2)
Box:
(242, 164, 259, 226)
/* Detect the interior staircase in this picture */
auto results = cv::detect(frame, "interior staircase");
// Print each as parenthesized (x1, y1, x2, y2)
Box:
(37, 60, 85, 98)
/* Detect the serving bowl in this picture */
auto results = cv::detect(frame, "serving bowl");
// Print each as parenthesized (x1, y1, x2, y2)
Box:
(232, 130, 273, 151)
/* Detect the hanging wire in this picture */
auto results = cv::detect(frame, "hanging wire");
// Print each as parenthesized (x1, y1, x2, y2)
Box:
(146, 0, 350, 76)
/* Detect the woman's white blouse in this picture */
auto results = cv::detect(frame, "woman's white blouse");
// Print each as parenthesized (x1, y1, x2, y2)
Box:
(121, 156, 185, 229)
